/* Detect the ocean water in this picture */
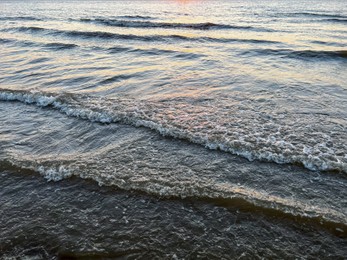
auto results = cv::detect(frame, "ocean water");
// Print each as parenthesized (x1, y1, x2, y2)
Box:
(0, 0, 346, 258)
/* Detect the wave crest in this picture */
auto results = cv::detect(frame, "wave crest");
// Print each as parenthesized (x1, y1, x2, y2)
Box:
(6, 26, 279, 44)
(78, 18, 267, 31)
(240, 48, 347, 60)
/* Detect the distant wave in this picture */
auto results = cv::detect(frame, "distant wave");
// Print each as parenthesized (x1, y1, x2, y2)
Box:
(0, 16, 43, 21)
(78, 18, 270, 31)
(109, 46, 205, 59)
(0, 15, 152, 22)
(0, 36, 78, 50)
(12, 26, 46, 32)
(310, 40, 346, 47)
(0, 38, 14, 44)
(106, 46, 132, 53)
(6, 26, 279, 44)
(0, 89, 346, 174)
(44, 42, 78, 50)
(323, 18, 347, 24)
(240, 48, 347, 60)
(116, 15, 153, 20)
(284, 12, 347, 19)
(0, 35, 201, 58)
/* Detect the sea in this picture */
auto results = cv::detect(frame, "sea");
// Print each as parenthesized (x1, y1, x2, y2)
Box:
(0, 0, 346, 258)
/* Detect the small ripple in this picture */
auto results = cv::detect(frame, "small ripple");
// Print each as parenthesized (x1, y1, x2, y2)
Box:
(0, 37, 78, 51)
(107, 46, 132, 53)
(0, 38, 14, 44)
(26, 57, 51, 65)
(44, 42, 78, 50)
(323, 18, 347, 24)
(310, 40, 346, 47)
(240, 48, 347, 61)
(282, 12, 347, 19)
(98, 73, 139, 85)
(115, 15, 154, 20)
(0, 16, 43, 21)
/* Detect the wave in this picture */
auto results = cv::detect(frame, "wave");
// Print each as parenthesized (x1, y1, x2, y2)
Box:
(0, 38, 14, 44)
(115, 15, 154, 20)
(5, 26, 279, 44)
(0, 16, 43, 21)
(1, 90, 346, 237)
(78, 18, 271, 31)
(44, 42, 78, 50)
(98, 73, 139, 85)
(12, 26, 46, 32)
(0, 156, 346, 238)
(323, 18, 347, 24)
(111, 46, 203, 59)
(0, 36, 78, 50)
(0, 35, 200, 58)
(0, 89, 346, 175)
(108, 46, 205, 59)
(107, 46, 132, 53)
(240, 48, 347, 60)
(310, 40, 346, 47)
(284, 12, 347, 19)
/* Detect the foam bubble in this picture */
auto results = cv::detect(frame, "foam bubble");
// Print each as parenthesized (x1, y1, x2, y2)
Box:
(37, 165, 73, 181)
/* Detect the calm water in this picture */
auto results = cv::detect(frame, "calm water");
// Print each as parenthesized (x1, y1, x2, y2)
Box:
(0, 0, 346, 258)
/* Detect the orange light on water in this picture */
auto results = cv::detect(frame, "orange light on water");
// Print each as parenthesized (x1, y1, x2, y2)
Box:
(171, 0, 200, 4)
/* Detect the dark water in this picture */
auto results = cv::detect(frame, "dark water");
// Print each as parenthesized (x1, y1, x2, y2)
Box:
(0, 0, 346, 258)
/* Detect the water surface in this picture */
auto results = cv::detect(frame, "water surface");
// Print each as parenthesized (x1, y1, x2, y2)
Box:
(0, 0, 346, 258)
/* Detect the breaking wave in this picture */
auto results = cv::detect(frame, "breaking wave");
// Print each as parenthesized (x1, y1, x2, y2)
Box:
(0, 89, 346, 174)
(0, 155, 346, 237)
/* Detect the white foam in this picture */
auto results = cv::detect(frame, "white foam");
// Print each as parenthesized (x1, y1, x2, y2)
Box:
(37, 165, 73, 181)
(29, 161, 347, 226)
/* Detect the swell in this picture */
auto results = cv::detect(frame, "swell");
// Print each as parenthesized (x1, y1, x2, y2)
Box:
(78, 18, 272, 32)
(44, 42, 78, 50)
(323, 18, 347, 24)
(0, 38, 14, 44)
(115, 15, 153, 20)
(0, 158, 345, 238)
(0, 89, 346, 174)
(310, 40, 346, 47)
(0, 16, 43, 21)
(284, 12, 347, 19)
(0, 36, 200, 58)
(241, 48, 347, 60)
(0, 36, 78, 50)
(103, 45, 204, 59)
(5, 26, 280, 44)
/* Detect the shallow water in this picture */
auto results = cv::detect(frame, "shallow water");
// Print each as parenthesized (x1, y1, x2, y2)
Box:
(0, 0, 346, 258)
